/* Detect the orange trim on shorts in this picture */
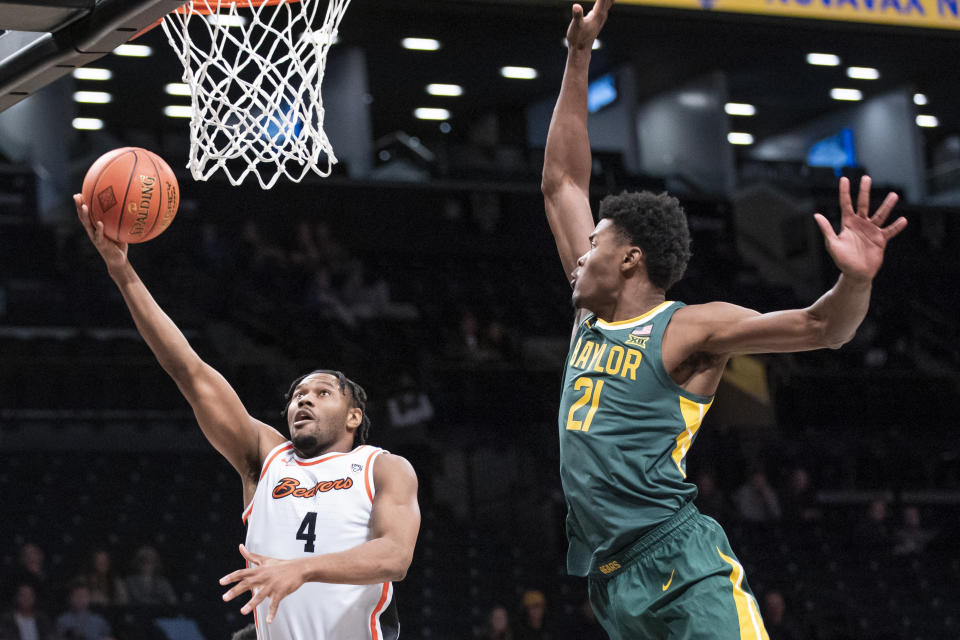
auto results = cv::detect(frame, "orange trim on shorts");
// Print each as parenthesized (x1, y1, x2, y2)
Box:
(363, 449, 381, 504)
(369, 582, 390, 640)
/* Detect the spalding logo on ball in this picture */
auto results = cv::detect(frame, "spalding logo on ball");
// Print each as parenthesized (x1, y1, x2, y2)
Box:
(82, 147, 180, 243)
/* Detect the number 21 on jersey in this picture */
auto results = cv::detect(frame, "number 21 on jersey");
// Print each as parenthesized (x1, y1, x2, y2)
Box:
(566, 377, 604, 432)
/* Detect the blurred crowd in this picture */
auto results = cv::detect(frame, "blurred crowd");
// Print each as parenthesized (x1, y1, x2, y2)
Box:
(1, 545, 177, 640)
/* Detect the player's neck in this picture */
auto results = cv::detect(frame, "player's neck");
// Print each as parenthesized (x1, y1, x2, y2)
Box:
(294, 437, 357, 459)
(594, 286, 666, 323)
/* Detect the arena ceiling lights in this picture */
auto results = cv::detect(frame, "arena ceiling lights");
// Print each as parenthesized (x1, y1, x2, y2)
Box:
(72, 68, 112, 81)
(724, 103, 756, 116)
(426, 84, 463, 97)
(402, 37, 441, 51)
(113, 44, 153, 57)
(806, 52, 840, 66)
(500, 66, 538, 80)
(830, 88, 863, 101)
(847, 66, 880, 80)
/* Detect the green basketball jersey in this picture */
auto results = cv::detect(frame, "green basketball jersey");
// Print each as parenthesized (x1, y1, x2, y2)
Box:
(559, 300, 714, 576)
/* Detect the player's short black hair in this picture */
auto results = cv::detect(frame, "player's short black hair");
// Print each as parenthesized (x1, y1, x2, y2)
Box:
(598, 191, 691, 291)
(282, 369, 371, 446)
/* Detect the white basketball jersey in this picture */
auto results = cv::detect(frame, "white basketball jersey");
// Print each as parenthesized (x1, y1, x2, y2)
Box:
(243, 443, 399, 640)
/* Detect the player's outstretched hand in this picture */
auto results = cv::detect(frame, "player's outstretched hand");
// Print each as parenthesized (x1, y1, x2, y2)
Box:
(813, 175, 907, 282)
(74, 194, 128, 273)
(220, 544, 305, 624)
(567, 0, 613, 51)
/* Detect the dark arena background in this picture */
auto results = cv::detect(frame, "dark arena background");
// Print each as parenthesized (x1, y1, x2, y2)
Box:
(1, 1, 960, 639)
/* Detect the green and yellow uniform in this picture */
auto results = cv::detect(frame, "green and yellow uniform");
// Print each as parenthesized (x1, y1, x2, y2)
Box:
(560, 301, 768, 639)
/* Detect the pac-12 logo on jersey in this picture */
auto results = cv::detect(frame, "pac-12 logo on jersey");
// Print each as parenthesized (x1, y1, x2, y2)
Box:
(352, 463, 363, 472)
(272, 477, 353, 499)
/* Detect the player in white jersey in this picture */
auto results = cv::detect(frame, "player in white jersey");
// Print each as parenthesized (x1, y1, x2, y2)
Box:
(75, 195, 421, 639)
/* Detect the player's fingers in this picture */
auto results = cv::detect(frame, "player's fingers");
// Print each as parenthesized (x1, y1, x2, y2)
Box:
(94, 220, 106, 244)
(813, 213, 837, 242)
(838, 177, 853, 218)
(266, 597, 282, 624)
(856, 175, 872, 218)
(238, 543, 263, 566)
(870, 192, 899, 227)
(221, 580, 249, 602)
(881, 216, 908, 241)
(219, 569, 247, 586)
(241, 589, 268, 616)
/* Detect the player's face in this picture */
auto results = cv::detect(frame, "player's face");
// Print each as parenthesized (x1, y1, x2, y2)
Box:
(571, 219, 629, 311)
(286, 373, 359, 457)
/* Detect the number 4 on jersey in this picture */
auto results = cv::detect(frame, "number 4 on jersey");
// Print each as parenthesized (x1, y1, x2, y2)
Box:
(296, 511, 318, 552)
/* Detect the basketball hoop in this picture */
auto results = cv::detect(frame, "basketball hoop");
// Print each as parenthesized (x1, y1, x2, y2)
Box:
(161, 0, 353, 189)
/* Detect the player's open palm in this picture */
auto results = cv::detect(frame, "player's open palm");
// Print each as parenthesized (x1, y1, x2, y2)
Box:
(220, 544, 305, 624)
(74, 193, 128, 272)
(813, 176, 907, 282)
(567, 0, 613, 51)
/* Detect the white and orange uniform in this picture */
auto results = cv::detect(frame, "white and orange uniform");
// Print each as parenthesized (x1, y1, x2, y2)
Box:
(243, 443, 398, 640)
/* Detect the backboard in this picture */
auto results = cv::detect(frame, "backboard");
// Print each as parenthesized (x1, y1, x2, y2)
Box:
(0, 0, 185, 112)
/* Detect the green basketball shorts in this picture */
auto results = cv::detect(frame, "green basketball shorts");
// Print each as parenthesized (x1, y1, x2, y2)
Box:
(587, 501, 769, 640)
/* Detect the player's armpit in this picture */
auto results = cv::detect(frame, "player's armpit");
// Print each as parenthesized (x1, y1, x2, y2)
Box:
(669, 302, 834, 358)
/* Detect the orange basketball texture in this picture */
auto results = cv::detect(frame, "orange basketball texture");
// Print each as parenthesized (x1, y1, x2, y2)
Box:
(82, 147, 180, 244)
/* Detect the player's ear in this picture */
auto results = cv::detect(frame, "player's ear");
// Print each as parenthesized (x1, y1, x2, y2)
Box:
(346, 407, 363, 430)
(622, 246, 643, 272)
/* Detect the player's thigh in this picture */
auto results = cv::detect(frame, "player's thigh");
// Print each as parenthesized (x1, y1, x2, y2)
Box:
(588, 564, 668, 640)
(656, 516, 768, 639)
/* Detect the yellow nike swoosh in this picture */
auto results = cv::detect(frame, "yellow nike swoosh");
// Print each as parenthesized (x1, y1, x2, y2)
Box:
(662, 569, 675, 591)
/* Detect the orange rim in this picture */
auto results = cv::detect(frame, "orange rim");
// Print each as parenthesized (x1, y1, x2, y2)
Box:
(175, 0, 301, 15)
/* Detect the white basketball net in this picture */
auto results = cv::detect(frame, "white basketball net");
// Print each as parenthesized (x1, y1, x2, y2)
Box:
(162, 0, 352, 189)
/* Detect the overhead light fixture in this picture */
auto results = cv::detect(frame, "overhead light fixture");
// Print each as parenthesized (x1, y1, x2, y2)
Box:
(73, 91, 112, 104)
(164, 105, 193, 118)
(426, 83, 463, 97)
(205, 14, 247, 27)
(500, 66, 538, 80)
(724, 102, 756, 116)
(72, 68, 112, 81)
(72, 117, 104, 130)
(830, 88, 863, 101)
(846, 66, 880, 80)
(113, 44, 152, 57)
(561, 38, 602, 50)
(164, 83, 191, 96)
(913, 93, 928, 106)
(916, 115, 939, 128)
(807, 53, 840, 66)
(402, 37, 440, 51)
(414, 107, 450, 120)
(727, 132, 754, 145)
(300, 30, 339, 46)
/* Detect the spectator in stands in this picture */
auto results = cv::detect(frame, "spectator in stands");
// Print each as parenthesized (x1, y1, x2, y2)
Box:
(124, 546, 177, 606)
(55, 580, 113, 640)
(387, 372, 435, 433)
(9, 544, 52, 607)
(781, 467, 822, 523)
(694, 469, 728, 523)
(855, 498, 893, 554)
(515, 590, 552, 640)
(82, 550, 127, 607)
(566, 597, 606, 640)
(476, 604, 512, 640)
(306, 267, 357, 328)
(482, 320, 519, 363)
(893, 505, 936, 556)
(761, 590, 802, 640)
(0, 583, 57, 640)
(733, 470, 781, 523)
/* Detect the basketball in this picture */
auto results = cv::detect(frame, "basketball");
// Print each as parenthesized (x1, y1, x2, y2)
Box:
(81, 147, 180, 244)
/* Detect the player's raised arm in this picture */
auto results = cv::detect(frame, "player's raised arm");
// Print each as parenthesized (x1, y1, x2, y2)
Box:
(669, 176, 908, 358)
(75, 194, 282, 478)
(541, 0, 613, 282)
(219, 454, 420, 623)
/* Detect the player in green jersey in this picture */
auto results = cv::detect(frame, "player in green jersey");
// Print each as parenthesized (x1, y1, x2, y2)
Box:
(541, 1, 908, 638)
